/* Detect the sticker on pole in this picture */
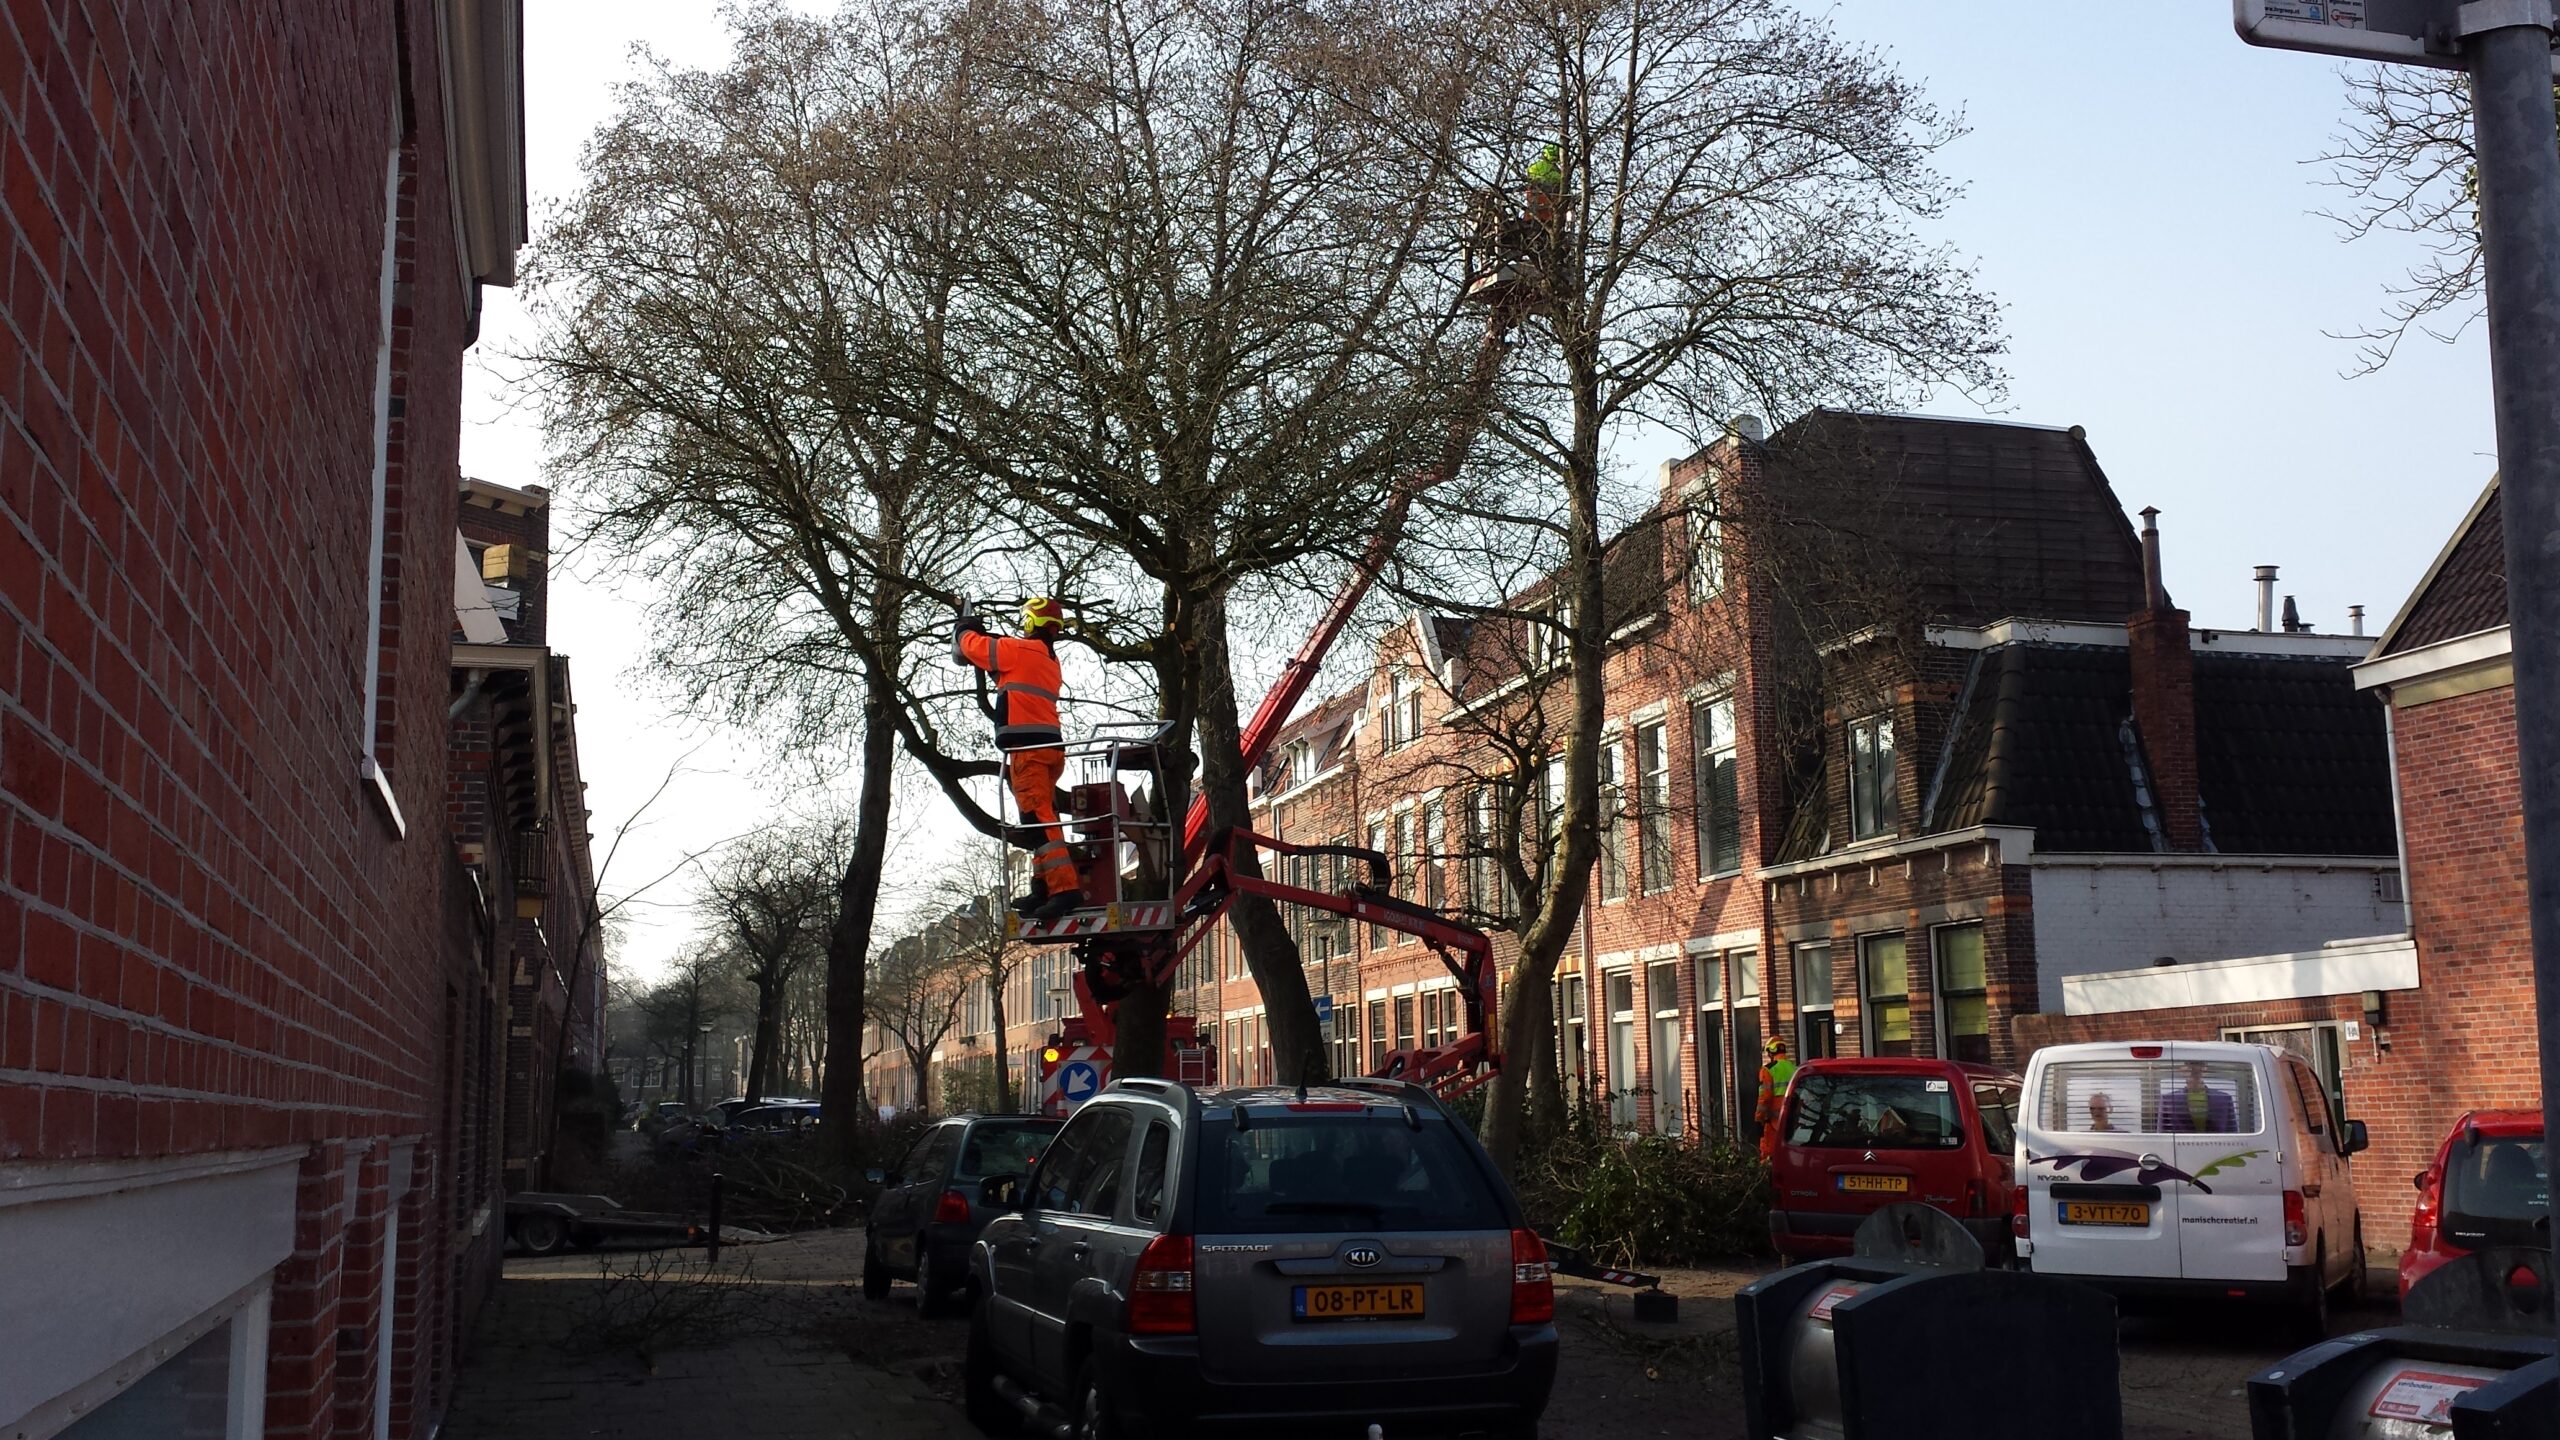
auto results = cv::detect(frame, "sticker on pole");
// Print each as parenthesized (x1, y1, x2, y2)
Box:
(1808, 1284, 1863, 1324)
(2368, 1368, 2489, 1424)
(2236, 0, 2560, 75)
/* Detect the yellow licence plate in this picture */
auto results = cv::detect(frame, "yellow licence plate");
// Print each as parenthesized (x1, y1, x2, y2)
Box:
(2060, 1202, 2150, 1227)
(1294, 1282, 1424, 1321)
(1837, 1174, 1908, 1194)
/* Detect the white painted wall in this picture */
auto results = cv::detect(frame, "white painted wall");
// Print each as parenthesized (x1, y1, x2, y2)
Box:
(2028, 860, 2404, 1010)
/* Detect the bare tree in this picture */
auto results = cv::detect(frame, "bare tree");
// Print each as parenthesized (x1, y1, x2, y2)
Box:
(2315, 67, 2560, 371)
(699, 818, 847, 1103)
(867, 926, 977, 1112)
(1396, 0, 2002, 1172)
(922, 839, 1028, 1112)
(886, 0, 1499, 1081)
(521, 6, 1024, 1150)
(632, 949, 751, 1106)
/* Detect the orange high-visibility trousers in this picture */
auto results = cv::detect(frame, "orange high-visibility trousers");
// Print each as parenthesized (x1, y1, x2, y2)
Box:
(1008, 747, 1080, 895)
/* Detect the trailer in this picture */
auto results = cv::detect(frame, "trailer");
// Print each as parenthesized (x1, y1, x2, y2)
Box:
(504, 1192, 713, 1256)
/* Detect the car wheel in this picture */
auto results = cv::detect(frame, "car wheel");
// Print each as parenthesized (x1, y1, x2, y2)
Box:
(963, 1306, 1016, 1436)
(2299, 1240, 2331, 1342)
(2341, 1219, 2371, 1308)
(513, 1213, 567, 1257)
(862, 1234, 891, 1302)
(1071, 1359, 1137, 1440)
(916, 1247, 954, 1319)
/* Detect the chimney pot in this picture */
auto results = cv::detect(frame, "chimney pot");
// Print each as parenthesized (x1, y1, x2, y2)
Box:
(2138, 507, 2166, 610)
(2349, 603, 2366, 637)
(2253, 565, 2279, 632)
(2281, 595, 2308, 633)
(1731, 414, 1765, 444)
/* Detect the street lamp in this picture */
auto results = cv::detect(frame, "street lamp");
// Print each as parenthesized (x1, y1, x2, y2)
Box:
(697, 1023, 715, 1106)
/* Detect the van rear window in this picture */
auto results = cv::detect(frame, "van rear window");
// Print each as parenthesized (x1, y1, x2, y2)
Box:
(1785, 1073, 1965, 1149)
(2038, 1060, 2262, 1136)
(1193, 1113, 1505, 1234)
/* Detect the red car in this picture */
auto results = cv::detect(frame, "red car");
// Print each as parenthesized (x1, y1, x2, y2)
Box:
(1767, 1057, 2022, 1262)
(2400, 1108, 2548, 1299)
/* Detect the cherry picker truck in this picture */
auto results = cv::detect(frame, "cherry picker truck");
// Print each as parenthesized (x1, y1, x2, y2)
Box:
(959, 175, 1565, 1115)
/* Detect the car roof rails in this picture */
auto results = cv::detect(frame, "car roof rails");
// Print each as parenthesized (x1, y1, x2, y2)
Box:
(1109, 1075, 1202, 1118)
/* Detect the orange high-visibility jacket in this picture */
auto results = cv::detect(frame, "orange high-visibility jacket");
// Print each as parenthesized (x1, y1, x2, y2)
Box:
(956, 629, 1064, 750)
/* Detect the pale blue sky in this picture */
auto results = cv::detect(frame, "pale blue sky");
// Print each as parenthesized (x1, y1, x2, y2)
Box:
(469, 2, 2496, 980)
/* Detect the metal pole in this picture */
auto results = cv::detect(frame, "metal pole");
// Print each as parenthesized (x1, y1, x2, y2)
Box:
(2467, 8, 2560, 1348)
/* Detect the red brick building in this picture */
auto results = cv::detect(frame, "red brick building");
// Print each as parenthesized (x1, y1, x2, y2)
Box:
(1167, 412, 2400, 1155)
(2017, 477, 2528, 1247)
(0, 5, 533, 1437)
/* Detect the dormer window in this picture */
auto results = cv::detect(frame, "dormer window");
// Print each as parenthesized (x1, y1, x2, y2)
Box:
(1385, 670, 1424, 749)
(1528, 597, 1572, 673)
(1849, 714, 1898, 841)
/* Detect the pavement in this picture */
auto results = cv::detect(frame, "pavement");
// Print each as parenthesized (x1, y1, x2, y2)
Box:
(439, 1227, 2403, 1439)
(440, 1230, 960, 1440)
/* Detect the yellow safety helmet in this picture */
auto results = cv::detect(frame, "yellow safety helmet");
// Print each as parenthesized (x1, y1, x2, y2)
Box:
(1765, 1036, 1789, 1056)
(1023, 596, 1066, 634)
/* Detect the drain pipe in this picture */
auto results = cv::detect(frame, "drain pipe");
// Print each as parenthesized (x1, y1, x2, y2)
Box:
(449, 667, 492, 721)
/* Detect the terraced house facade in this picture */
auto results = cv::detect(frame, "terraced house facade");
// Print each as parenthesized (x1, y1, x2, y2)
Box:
(1179, 411, 2401, 1150)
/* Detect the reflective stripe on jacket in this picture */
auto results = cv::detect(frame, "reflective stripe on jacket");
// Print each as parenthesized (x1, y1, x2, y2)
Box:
(958, 629, 1064, 749)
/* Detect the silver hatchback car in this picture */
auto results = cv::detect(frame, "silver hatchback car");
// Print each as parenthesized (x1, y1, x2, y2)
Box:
(963, 1078, 1557, 1439)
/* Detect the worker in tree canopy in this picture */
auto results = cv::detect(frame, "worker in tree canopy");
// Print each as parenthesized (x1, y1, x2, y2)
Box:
(1754, 1036, 1798, 1162)
(956, 597, 1085, 919)
(1525, 142, 1564, 224)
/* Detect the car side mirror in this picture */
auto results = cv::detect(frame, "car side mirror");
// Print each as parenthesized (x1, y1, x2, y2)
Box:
(864, 1168, 889, 1185)
(2343, 1120, 2370, 1155)
(2413, 1169, 2431, 1193)
(979, 1173, 1026, 1210)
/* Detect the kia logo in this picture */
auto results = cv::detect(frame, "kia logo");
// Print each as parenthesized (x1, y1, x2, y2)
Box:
(1345, 1246, 1382, 1268)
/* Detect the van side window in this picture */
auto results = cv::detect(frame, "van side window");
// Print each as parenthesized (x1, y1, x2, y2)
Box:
(1067, 1109, 1136, 1218)
(1032, 1114, 1097, 1210)
(1974, 1083, 2017, 1153)
(2286, 1061, 2334, 1145)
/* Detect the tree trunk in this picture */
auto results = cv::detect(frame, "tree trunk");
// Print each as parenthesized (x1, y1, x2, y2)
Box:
(821, 676, 897, 1156)
(989, 957, 1013, 1112)
(745, 977, 782, 1103)
(1179, 582, 1327, 1083)
(1478, 372, 1609, 1174)
(907, 1040, 933, 1113)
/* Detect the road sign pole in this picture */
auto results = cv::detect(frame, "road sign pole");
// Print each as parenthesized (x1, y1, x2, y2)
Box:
(2467, 5, 2560, 1348)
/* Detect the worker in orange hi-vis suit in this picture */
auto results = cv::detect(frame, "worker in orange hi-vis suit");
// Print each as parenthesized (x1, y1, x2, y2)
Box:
(956, 597, 1085, 919)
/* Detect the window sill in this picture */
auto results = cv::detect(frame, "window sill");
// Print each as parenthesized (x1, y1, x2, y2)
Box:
(361, 757, 409, 839)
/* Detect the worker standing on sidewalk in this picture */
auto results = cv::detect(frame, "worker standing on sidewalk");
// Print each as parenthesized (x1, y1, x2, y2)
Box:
(1754, 1036, 1797, 1161)
(956, 597, 1086, 918)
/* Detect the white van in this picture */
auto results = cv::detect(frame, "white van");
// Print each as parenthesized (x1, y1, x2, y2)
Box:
(2015, 1040, 2368, 1326)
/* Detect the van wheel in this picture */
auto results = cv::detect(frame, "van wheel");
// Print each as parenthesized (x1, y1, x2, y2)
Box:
(2340, 1220, 2371, 1308)
(2299, 1241, 2332, 1342)
(963, 1307, 1015, 1435)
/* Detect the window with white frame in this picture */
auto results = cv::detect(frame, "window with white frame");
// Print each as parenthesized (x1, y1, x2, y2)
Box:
(1559, 974, 1588, 1100)
(1387, 669, 1424, 749)
(1859, 931, 1911, 1057)
(1795, 942, 1837, 1060)
(1597, 739, 1627, 901)
(1689, 507, 1724, 604)
(1393, 811, 1418, 943)
(1731, 950, 1765, 1144)
(1648, 960, 1685, 1137)
(1605, 969, 1639, 1130)
(1528, 596, 1572, 673)
(1933, 923, 1990, 1064)
(1422, 802, 1446, 908)
(1636, 720, 1673, 893)
(1367, 819, 1390, 948)
(1849, 714, 1898, 841)
(1692, 694, 1741, 876)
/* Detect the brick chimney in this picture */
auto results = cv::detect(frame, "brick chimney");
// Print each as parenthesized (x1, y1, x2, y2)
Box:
(2127, 507, 2201, 851)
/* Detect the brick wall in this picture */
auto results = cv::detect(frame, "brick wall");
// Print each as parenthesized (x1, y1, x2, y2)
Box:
(0, 3, 502, 1435)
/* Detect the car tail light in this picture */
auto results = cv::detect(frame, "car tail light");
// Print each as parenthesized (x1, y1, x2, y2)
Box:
(1129, 1234, 1195, 1335)
(2411, 1174, 2444, 1251)
(2283, 1190, 2308, 1249)
(933, 1189, 971, 1225)
(2011, 1183, 2030, 1240)
(1510, 1229, 1555, 1325)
